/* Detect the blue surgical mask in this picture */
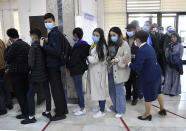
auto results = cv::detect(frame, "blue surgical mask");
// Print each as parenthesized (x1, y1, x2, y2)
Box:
(92, 36, 100, 43)
(167, 31, 172, 36)
(111, 36, 118, 42)
(168, 28, 173, 33)
(142, 26, 149, 32)
(73, 37, 77, 42)
(45, 23, 53, 30)
(30, 38, 33, 44)
(159, 30, 164, 34)
(127, 31, 134, 37)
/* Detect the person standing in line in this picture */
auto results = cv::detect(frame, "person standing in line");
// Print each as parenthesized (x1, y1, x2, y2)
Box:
(21, 29, 52, 124)
(0, 39, 13, 116)
(40, 13, 68, 121)
(107, 27, 131, 118)
(125, 24, 140, 105)
(163, 33, 184, 96)
(87, 28, 108, 118)
(67, 27, 90, 116)
(124, 30, 167, 121)
(4, 28, 30, 119)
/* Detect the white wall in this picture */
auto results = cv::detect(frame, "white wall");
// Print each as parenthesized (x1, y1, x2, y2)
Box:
(18, 0, 46, 42)
(0, 0, 18, 41)
(75, 0, 98, 45)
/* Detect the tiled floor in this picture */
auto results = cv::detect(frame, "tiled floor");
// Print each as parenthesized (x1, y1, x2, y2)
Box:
(0, 67, 186, 131)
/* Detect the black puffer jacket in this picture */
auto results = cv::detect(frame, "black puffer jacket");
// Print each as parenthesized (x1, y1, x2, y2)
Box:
(67, 41, 90, 76)
(4, 39, 30, 73)
(28, 41, 48, 82)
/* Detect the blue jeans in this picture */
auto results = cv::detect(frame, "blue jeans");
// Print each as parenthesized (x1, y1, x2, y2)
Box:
(99, 100, 106, 112)
(72, 75, 85, 108)
(108, 68, 126, 114)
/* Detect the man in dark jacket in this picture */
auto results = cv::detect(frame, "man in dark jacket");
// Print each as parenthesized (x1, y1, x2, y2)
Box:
(21, 29, 52, 124)
(40, 13, 68, 121)
(4, 28, 30, 119)
(125, 24, 139, 105)
(67, 28, 90, 115)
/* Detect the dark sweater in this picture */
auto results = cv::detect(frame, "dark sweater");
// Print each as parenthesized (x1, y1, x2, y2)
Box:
(67, 41, 90, 76)
(4, 39, 30, 73)
(28, 41, 48, 82)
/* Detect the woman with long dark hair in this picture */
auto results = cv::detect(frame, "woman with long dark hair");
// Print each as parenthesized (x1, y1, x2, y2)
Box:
(163, 33, 184, 96)
(87, 28, 108, 118)
(107, 27, 131, 118)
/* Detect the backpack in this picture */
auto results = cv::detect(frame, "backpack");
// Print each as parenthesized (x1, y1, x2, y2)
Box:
(60, 33, 71, 66)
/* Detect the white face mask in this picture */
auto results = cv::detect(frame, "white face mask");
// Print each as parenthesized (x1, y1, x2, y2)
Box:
(134, 40, 137, 46)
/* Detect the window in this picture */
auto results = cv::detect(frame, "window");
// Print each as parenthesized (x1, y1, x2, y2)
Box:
(127, 0, 161, 12)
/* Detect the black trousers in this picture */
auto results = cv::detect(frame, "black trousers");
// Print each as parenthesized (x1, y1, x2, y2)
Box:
(0, 69, 12, 111)
(11, 72, 29, 115)
(125, 70, 139, 100)
(27, 81, 51, 116)
(48, 67, 68, 116)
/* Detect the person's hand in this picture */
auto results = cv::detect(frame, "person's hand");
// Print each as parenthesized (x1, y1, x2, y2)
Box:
(123, 57, 131, 65)
(40, 38, 45, 47)
(111, 59, 117, 65)
(44, 38, 48, 43)
(131, 54, 135, 59)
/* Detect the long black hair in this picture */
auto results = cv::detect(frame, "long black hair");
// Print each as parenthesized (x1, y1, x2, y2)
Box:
(108, 27, 123, 47)
(93, 28, 107, 62)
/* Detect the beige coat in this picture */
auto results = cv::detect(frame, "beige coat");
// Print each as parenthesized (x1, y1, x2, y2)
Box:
(0, 39, 6, 70)
(87, 45, 107, 101)
(112, 41, 131, 84)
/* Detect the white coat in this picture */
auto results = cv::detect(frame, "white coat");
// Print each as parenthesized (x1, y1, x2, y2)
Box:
(87, 45, 107, 101)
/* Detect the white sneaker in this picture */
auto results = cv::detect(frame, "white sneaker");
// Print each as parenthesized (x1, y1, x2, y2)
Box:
(93, 111, 105, 118)
(72, 106, 81, 113)
(106, 108, 112, 112)
(115, 113, 123, 118)
(92, 107, 100, 112)
(74, 108, 86, 116)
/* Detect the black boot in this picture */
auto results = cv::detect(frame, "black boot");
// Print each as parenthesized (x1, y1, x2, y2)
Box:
(51, 114, 66, 121)
(16, 114, 27, 119)
(138, 115, 152, 121)
(42, 112, 52, 120)
(21, 117, 37, 124)
(131, 99, 138, 105)
(159, 109, 167, 116)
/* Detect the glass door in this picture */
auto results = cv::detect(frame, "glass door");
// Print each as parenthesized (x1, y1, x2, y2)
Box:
(128, 13, 157, 27)
(178, 14, 186, 62)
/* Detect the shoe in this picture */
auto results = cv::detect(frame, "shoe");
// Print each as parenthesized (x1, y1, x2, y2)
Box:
(106, 106, 115, 112)
(51, 114, 66, 121)
(93, 111, 105, 118)
(42, 112, 52, 120)
(131, 99, 138, 105)
(0, 110, 7, 116)
(159, 109, 167, 116)
(169, 94, 175, 97)
(6, 104, 13, 110)
(21, 117, 37, 124)
(72, 106, 81, 113)
(138, 115, 152, 121)
(139, 94, 144, 99)
(115, 113, 123, 118)
(74, 108, 86, 116)
(16, 114, 27, 119)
